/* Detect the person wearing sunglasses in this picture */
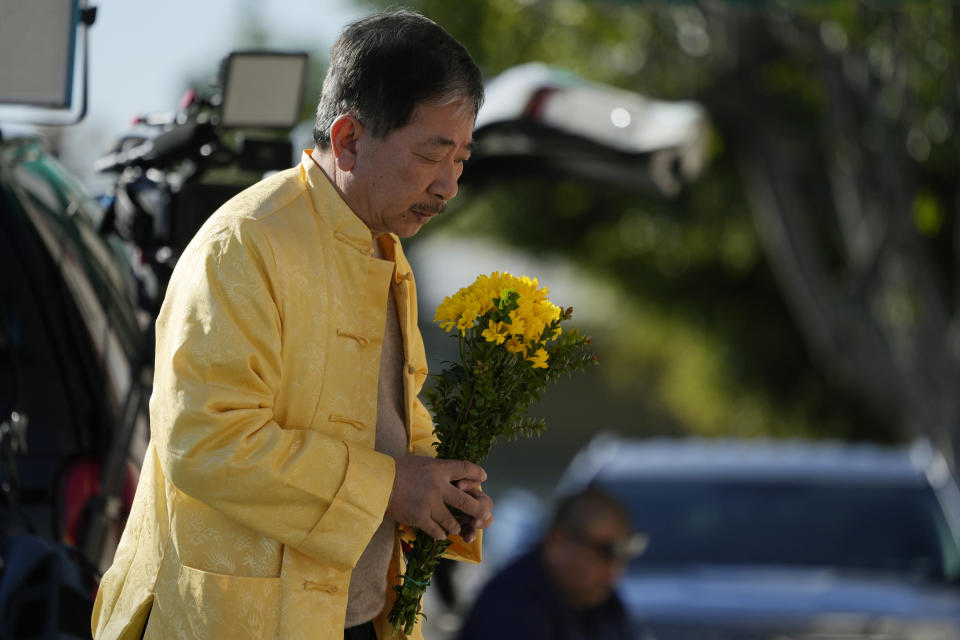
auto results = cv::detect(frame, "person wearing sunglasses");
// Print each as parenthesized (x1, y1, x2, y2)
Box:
(458, 487, 646, 640)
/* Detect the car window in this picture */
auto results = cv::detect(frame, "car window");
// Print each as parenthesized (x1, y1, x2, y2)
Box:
(604, 479, 958, 583)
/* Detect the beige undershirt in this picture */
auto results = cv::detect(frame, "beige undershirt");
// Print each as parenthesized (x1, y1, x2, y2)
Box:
(345, 244, 409, 627)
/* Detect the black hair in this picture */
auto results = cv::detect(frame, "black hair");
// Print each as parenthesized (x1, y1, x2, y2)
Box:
(312, 9, 483, 148)
(549, 487, 633, 536)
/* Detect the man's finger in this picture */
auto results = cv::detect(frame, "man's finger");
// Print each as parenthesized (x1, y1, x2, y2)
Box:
(462, 487, 494, 521)
(462, 486, 487, 500)
(457, 508, 494, 531)
(444, 459, 487, 484)
(460, 522, 478, 544)
(433, 506, 461, 539)
(442, 485, 484, 519)
(421, 519, 448, 541)
(455, 478, 482, 492)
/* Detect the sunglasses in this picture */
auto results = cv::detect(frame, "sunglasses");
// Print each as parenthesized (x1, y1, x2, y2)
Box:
(568, 530, 649, 563)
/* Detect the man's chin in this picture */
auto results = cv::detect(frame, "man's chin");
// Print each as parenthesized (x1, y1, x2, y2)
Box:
(392, 221, 426, 238)
(575, 587, 613, 610)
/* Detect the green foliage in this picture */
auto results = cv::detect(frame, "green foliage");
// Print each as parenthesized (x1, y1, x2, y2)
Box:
(430, 310, 596, 463)
(388, 281, 596, 634)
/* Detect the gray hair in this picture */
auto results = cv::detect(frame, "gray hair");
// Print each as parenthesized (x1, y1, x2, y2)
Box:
(312, 9, 483, 148)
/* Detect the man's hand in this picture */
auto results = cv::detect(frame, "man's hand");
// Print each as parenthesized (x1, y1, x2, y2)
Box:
(455, 480, 494, 544)
(386, 456, 494, 541)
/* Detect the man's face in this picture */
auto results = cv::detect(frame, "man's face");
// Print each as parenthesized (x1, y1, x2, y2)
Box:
(347, 99, 474, 238)
(547, 516, 633, 609)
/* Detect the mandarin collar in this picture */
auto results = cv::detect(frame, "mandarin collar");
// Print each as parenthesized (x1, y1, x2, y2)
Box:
(376, 234, 414, 284)
(300, 151, 415, 283)
(300, 150, 374, 255)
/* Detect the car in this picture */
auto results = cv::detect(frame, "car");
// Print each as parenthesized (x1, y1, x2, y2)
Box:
(552, 434, 960, 639)
(465, 63, 709, 197)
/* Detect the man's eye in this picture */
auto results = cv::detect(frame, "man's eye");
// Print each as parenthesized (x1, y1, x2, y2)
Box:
(416, 153, 442, 163)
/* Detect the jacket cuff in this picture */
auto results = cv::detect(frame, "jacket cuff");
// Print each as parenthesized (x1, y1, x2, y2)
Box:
(298, 443, 395, 570)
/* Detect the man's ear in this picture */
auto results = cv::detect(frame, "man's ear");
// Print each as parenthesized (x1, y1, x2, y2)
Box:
(329, 115, 363, 171)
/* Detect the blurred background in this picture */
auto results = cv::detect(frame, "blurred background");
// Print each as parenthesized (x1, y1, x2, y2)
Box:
(2, 0, 960, 638)
(28, 0, 960, 491)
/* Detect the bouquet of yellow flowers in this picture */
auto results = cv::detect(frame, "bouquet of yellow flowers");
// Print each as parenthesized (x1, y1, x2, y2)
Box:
(387, 272, 597, 635)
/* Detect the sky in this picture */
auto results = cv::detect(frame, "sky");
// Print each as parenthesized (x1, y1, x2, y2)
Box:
(4, 0, 606, 316)
(58, 0, 364, 186)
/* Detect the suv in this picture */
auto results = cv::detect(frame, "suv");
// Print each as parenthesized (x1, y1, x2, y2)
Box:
(556, 435, 960, 639)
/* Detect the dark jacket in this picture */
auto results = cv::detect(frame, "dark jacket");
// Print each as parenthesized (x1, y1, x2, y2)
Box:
(458, 548, 632, 640)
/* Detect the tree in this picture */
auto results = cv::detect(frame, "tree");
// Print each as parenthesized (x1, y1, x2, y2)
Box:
(692, 2, 960, 463)
(368, 0, 959, 460)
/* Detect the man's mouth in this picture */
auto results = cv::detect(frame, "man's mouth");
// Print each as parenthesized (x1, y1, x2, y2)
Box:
(410, 210, 434, 223)
(409, 202, 445, 223)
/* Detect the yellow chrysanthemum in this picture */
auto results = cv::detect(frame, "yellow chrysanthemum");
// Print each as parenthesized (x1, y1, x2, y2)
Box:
(481, 320, 508, 345)
(504, 336, 526, 355)
(507, 312, 526, 338)
(526, 348, 549, 369)
(434, 272, 562, 344)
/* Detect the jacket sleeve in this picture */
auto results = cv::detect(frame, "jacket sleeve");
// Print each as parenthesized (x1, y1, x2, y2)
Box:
(409, 397, 438, 458)
(151, 217, 394, 572)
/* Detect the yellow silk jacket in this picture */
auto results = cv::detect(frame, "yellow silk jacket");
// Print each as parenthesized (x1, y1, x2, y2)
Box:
(91, 152, 480, 640)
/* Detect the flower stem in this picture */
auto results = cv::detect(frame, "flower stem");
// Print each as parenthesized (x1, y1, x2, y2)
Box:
(388, 530, 452, 635)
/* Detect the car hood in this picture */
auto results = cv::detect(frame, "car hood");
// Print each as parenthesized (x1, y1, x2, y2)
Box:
(621, 566, 960, 630)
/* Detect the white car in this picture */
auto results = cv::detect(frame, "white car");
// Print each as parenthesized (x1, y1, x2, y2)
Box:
(466, 63, 709, 197)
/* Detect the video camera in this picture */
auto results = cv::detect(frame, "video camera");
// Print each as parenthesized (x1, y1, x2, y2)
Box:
(96, 51, 309, 310)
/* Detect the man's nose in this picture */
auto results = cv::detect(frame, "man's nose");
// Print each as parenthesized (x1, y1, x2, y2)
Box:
(429, 161, 460, 202)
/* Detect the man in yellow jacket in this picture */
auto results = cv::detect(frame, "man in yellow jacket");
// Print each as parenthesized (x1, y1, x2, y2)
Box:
(91, 10, 492, 640)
